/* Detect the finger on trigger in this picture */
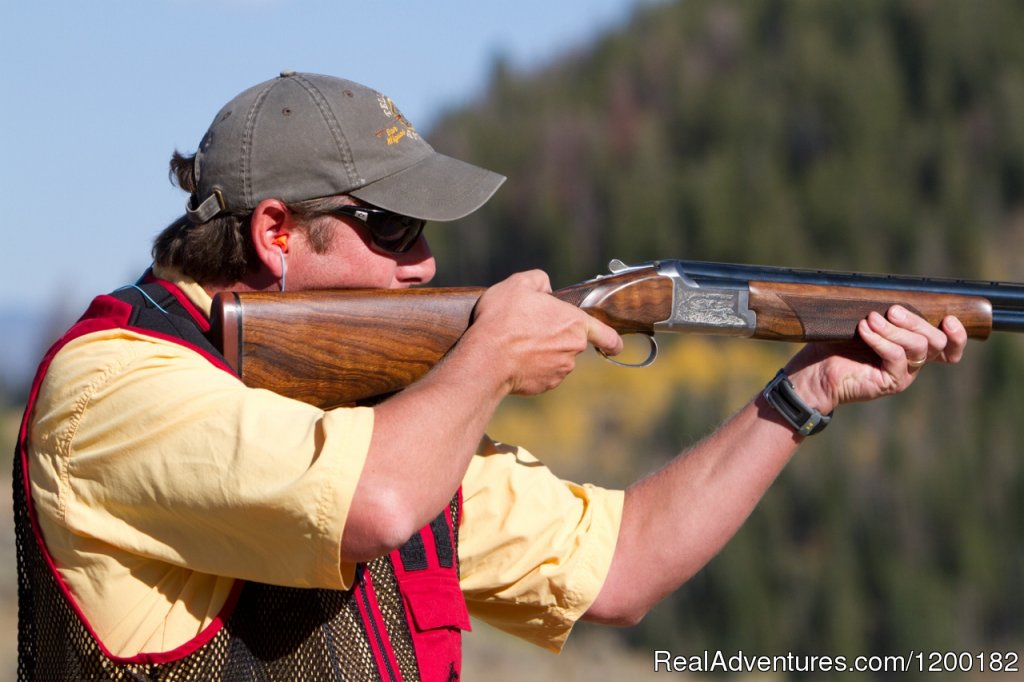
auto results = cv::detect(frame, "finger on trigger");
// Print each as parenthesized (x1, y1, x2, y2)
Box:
(588, 316, 623, 356)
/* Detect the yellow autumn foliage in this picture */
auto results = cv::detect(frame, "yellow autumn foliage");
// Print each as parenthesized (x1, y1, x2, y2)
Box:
(486, 335, 792, 485)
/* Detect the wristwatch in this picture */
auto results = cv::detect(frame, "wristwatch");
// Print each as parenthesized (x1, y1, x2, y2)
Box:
(762, 369, 832, 436)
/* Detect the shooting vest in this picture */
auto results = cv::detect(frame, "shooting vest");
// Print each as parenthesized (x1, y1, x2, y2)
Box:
(14, 279, 468, 681)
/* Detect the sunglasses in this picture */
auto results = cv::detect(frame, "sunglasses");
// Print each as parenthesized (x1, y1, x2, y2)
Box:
(326, 205, 426, 254)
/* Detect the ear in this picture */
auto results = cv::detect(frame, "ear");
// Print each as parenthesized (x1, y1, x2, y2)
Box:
(250, 199, 293, 277)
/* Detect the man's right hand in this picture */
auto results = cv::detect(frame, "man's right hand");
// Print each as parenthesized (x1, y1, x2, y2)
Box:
(469, 270, 623, 396)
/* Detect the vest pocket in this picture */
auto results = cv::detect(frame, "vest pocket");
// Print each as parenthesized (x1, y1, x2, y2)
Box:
(399, 573, 469, 681)
(399, 573, 471, 632)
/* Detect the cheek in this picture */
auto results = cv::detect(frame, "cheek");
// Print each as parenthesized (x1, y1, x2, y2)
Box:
(316, 225, 401, 288)
(362, 261, 400, 288)
(326, 250, 398, 289)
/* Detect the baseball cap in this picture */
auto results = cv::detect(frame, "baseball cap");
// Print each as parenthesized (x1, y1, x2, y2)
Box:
(186, 71, 505, 224)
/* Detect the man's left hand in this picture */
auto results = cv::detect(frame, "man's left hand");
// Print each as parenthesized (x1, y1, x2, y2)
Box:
(783, 306, 969, 416)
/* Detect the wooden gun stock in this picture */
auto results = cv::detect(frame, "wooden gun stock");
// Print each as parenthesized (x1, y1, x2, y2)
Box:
(211, 288, 486, 409)
(210, 259, 1023, 408)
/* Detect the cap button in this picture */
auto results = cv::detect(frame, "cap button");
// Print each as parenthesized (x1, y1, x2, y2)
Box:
(279, 69, 297, 78)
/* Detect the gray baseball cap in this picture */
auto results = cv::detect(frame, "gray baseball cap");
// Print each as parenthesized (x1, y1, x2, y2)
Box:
(186, 71, 505, 224)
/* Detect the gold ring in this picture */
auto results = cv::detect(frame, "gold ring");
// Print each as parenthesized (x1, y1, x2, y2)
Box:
(908, 357, 927, 368)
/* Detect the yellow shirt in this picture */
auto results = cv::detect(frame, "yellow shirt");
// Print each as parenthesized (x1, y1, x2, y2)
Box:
(25, 270, 623, 657)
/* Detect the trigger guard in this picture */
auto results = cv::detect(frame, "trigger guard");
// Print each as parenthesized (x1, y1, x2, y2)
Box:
(597, 334, 658, 368)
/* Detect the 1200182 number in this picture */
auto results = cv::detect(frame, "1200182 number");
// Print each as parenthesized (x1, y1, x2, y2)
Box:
(921, 651, 1019, 673)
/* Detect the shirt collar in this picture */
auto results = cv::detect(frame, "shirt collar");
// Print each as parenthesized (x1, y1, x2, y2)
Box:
(150, 264, 214, 319)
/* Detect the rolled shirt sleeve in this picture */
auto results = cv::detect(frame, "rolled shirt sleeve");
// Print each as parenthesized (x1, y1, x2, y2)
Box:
(31, 328, 373, 588)
(458, 437, 624, 652)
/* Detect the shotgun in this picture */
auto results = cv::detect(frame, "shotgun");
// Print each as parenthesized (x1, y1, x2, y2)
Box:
(210, 259, 1024, 409)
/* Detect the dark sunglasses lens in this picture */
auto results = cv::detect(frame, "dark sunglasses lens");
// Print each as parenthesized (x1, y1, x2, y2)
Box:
(371, 215, 425, 253)
(334, 206, 424, 253)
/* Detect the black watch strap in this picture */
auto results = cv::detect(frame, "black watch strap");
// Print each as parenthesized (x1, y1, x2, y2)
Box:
(762, 369, 832, 436)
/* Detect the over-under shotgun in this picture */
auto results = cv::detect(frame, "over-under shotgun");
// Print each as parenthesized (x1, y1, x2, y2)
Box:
(210, 259, 1024, 409)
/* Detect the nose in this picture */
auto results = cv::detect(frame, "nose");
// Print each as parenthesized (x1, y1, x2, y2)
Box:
(395, 235, 436, 285)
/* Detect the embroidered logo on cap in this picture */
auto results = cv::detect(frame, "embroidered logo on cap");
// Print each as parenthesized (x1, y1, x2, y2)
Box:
(376, 94, 420, 145)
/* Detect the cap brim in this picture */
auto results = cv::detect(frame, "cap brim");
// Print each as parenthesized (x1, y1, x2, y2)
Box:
(349, 152, 506, 222)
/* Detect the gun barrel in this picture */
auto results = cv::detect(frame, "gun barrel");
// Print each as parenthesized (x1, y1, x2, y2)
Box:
(671, 260, 1024, 333)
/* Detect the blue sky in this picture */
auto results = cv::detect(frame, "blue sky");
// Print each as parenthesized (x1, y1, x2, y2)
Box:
(1, 0, 653, 313)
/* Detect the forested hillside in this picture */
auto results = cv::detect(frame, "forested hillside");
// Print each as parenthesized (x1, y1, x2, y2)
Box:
(431, 0, 1024, 665)
(3, 0, 1022, 676)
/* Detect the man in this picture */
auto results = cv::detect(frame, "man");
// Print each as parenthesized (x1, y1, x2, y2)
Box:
(15, 72, 967, 680)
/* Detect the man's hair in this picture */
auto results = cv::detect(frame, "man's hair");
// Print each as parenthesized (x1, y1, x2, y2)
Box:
(153, 151, 342, 285)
